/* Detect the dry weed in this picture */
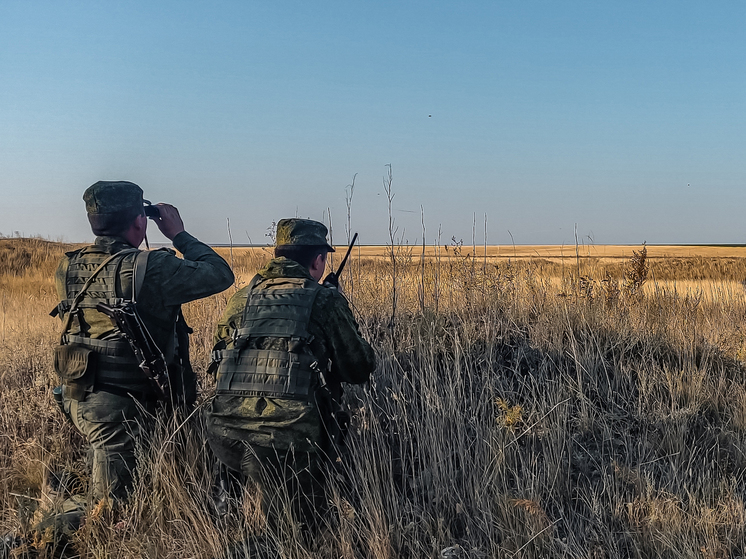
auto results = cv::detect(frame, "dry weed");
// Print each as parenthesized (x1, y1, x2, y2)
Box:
(2, 238, 746, 558)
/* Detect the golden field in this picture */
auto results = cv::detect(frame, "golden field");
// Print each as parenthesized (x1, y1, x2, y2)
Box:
(3, 236, 746, 558)
(331, 243, 746, 260)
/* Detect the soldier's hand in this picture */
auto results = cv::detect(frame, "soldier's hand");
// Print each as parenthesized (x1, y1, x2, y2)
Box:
(152, 203, 185, 240)
(323, 272, 339, 290)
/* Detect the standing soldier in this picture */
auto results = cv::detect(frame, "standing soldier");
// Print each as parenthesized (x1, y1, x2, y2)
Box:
(52, 181, 234, 505)
(205, 218, 376, 533)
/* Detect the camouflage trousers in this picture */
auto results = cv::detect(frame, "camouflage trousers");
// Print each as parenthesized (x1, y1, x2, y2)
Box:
(63, 389, 156, 503)
(206, 429, 326, 531)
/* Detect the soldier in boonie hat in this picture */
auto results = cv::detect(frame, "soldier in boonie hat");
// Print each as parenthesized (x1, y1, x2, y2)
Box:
(275, 218, 336, 252)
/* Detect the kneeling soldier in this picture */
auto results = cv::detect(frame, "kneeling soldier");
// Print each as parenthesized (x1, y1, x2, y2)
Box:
(205, 218, 376, 532)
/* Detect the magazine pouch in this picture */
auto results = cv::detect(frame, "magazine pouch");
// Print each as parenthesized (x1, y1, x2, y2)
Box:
(54, 344, 96, 401)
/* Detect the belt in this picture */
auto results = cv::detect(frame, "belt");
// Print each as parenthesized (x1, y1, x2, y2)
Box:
(95, 383, 160, 402)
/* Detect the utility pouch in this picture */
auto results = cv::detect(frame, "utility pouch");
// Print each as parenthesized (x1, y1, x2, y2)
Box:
(53, 344, 96, 401)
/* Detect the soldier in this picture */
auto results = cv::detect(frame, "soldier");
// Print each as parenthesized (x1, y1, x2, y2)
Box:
(205, 218, 376, 533)
(52, 180, 234, 505)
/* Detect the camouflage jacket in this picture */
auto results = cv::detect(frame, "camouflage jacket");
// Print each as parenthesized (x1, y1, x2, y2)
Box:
(206, 257, 376, 452)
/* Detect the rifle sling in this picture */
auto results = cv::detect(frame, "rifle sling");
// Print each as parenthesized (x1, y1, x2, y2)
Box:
(132, 250, 150, 303)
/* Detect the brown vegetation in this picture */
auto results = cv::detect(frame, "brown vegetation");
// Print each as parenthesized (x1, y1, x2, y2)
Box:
(3, 237, 746, 557)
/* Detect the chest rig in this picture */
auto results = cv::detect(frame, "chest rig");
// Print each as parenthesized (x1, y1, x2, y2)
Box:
(53, 246, 151, 397)
(57, 246, 143, 319)
(214, 276, 323, 400)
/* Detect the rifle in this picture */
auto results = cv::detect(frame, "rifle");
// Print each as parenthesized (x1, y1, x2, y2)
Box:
(311, 360, 350, 457)
(323, 232, 358, 289)
(316, 233, 358, 452)
(96, 302, 170, 400)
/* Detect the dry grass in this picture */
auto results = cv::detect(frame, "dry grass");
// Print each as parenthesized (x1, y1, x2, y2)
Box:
(314, 244, 746, 260)
(3, 237, 746, 557)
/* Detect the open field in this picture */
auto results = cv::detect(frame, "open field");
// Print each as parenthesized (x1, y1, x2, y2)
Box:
(3, 237, 746, 557)
(341, 244, 746, 259)
(221, 244, 746, 260)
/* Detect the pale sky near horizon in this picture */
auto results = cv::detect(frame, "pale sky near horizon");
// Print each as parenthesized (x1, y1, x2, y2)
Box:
(1, 1, 744, 246)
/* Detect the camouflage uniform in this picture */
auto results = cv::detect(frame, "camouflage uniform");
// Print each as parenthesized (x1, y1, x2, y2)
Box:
(204, 219, 375, 527)
(53, 181, 234, 503)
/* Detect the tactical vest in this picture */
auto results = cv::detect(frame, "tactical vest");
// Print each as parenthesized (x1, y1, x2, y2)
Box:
(53, 246, 152, 397)
(213, 276, 323, 400)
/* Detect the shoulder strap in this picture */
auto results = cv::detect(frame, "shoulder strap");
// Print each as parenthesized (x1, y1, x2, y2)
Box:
(237, 274, 265, 325)
(132, 250, 151, 303)
(247, 274, 263, 292)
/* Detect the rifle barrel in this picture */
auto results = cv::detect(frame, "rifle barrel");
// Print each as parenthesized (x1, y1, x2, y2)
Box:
(335, 232, 358, 277)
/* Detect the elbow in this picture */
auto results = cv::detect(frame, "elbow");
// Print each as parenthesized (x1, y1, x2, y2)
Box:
(364, 357, 377, 381)
(353, 353, 377, 384)
(218, 267, 235, 292)
(224, 270, 236, 290)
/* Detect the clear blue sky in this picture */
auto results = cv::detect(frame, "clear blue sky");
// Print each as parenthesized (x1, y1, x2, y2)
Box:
(1, 1, 744, 246)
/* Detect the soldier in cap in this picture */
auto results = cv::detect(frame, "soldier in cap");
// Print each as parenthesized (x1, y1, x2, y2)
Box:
(52, 180, 234, 506)
(205, 218, 376, 532)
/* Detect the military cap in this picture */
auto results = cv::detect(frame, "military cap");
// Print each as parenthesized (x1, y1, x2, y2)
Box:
(83, 181, 149, 215)
(276, 218, 335, 252)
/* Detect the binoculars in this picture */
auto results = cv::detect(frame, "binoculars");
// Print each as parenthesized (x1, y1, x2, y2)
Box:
(144, 203, 160, 219)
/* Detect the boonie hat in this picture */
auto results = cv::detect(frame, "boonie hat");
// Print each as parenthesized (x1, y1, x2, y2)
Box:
(276, 218, 335, 252)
